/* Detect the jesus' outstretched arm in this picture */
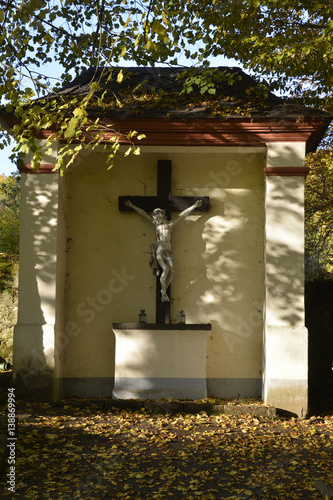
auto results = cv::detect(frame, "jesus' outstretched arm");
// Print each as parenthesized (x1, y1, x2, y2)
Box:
(171, 199, 203, 227)
(125, 200, 153, 223)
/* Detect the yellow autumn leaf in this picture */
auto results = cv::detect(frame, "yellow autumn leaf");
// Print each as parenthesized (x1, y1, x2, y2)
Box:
(45, 433, 57, 440)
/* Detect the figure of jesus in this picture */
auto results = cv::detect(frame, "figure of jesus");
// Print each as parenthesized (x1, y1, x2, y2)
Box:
(125, 199, 203, 302)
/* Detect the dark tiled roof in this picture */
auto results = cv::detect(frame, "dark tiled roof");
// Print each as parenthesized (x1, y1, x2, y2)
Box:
(58, 66, 271, 99)
(53, 66, 330, 120)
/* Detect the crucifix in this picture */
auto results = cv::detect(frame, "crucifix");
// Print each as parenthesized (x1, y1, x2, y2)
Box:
(119, 160, 210, 324)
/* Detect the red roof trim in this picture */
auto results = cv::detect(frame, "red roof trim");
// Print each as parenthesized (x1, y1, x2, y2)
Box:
(18, 163, 58, 174)
(82, 117, 329, 149)
(1, 115, 328, 143)
(2, 116, 329, 175)
(264, 167, 310, 176)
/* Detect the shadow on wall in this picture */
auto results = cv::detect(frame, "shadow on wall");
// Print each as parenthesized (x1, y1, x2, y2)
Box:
(192, 178, 265, 349)
(265, 176, 306, 327)
(15, 174, 59, 399)
(178, 159, 306, 397)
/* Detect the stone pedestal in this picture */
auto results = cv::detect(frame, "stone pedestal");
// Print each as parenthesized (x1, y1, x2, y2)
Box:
(112, 323, 211, 400)
(263, 326, 308, 417)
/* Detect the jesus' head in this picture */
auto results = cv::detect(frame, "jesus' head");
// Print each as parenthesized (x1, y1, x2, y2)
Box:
(152, 208, 167, 222)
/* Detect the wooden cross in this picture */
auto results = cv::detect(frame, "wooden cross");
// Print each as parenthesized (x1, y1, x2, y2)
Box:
(119, 160, 210, 324)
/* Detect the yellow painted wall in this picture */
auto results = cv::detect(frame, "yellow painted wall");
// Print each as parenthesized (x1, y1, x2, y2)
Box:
(62, 148, 265, 395)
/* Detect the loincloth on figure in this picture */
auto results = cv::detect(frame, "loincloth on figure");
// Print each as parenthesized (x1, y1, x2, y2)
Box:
(149, 244, 174, 278)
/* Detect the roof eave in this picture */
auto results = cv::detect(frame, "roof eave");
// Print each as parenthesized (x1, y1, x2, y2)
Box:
(0, 112, 330, 152)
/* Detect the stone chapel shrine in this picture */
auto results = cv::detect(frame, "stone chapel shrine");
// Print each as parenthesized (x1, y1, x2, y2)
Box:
(1, 67, 331, 417)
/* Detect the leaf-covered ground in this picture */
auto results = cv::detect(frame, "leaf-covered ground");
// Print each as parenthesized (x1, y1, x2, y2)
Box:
(1, 399, 333, 499)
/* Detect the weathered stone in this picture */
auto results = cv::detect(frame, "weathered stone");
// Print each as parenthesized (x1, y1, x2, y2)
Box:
(144, 401, 182, 414)
(104, 399, 143, 412)
(211, 404, 277, 418)
(53, 398, 278, 418)
(181, 402, 211, 414)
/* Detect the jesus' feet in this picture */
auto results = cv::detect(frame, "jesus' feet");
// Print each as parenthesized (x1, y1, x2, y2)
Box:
(161, 291, 170, 302)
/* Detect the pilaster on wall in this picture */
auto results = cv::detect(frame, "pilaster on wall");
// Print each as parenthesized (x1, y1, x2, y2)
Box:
(263, 142, 308, 417)
(14, 141, 65, 399)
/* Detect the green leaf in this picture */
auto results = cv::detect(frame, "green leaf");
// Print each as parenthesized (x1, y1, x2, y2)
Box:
(151, 19, 167, 37)
(117, 70, 124, 83)
(326, 20, 333, 32)
(64, 118, 79, 139)
(123, 16, 131, 29)
(20, 144, 30, 155)
(73, 107, 87, 118)
(145, 39, 157, 52)
(119, 45, 127, 58)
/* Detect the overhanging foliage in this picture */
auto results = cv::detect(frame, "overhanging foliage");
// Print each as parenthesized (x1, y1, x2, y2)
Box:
(0, 1, 332, 170)
(305, 149, 333, 280)
(0, 173, 20, 255)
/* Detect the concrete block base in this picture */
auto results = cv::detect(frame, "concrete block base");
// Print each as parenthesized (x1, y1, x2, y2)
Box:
(112, 323, 211, 400)
(263, 326, 308, 417)
(62, 377, 114, 398)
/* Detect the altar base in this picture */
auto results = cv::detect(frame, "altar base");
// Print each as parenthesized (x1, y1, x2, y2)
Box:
(112, 323, 211, 400)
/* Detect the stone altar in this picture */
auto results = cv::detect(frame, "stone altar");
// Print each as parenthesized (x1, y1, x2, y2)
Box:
(112, 323, 211, 400)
